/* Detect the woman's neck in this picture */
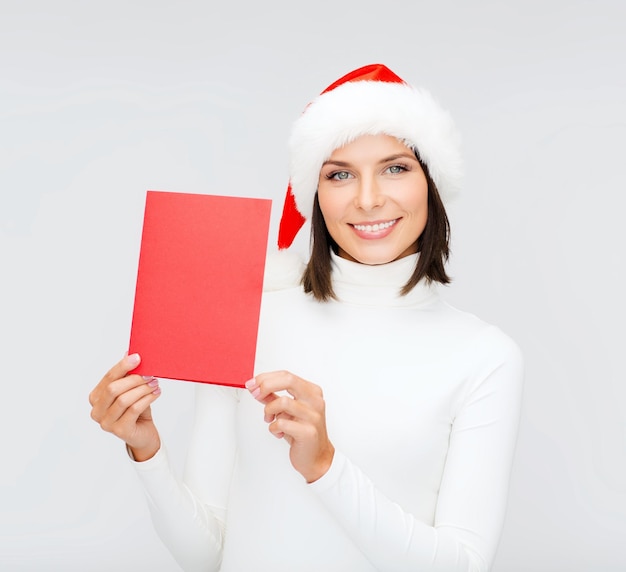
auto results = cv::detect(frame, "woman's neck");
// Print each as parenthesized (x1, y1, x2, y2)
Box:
(329, 251, 440, 308)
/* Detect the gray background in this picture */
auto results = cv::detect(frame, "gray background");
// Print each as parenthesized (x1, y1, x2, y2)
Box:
(1, 1, 624, 570)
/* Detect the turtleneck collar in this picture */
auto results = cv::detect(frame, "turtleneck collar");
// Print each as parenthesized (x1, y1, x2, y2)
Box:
(330, 251, 440, 309)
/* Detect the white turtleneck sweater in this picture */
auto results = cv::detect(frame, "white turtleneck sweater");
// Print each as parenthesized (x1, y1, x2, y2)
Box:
(131, 253, 523, 572)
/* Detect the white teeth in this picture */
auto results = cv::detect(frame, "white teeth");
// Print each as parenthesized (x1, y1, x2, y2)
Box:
(353, 219, 398, 232)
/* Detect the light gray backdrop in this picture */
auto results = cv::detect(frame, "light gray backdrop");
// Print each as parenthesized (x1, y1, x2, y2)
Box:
(1, 1, 624, 570)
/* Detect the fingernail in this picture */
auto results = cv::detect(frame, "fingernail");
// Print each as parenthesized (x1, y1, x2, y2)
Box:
(147, 378, 159, 388)
(245, 378, 256, 390)
(251, 387, 261, 399)
(152, 386, 161, 395)
(128, 353, 140, 366)
(264, 413, 274, 423)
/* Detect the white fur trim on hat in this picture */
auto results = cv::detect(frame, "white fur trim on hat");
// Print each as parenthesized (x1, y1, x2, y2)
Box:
(288, 80, 463, 220)
(262, 249, 306, 291)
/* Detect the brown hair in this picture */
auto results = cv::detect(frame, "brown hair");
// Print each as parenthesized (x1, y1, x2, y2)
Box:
(301, 154, 451, 301)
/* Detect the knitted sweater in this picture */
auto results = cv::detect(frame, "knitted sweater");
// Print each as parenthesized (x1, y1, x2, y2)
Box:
(131, 252, 523, 572)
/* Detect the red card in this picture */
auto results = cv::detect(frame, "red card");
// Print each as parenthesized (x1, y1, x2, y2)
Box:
(128, 191, 271, 387)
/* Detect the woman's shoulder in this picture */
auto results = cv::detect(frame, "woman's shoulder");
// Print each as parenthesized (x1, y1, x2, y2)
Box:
(433, 298, 523, 362)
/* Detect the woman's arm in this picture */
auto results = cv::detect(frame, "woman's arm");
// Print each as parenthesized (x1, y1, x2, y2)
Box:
(249, 331, 523, 572)
(312, 335, 523, 571)
(130, 383, 240, 572)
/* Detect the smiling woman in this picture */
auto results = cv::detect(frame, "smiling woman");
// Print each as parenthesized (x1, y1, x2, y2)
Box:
(90, 63, 523, 572)
(317, 134, 429, 265)
(304, 137, 452, 300)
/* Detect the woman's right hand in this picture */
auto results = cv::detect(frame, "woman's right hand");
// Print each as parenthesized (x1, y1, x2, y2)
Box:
(89, 353, 162, 462)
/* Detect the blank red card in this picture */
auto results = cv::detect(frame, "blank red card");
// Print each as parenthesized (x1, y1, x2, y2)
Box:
(128, 191, 271, 387)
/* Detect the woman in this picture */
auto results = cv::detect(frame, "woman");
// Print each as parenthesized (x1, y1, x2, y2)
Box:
(89, 64, 523, 572)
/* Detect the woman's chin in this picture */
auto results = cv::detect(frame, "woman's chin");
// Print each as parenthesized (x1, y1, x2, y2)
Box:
(337, 241, 419, 266)
(337, 247, 416, 266)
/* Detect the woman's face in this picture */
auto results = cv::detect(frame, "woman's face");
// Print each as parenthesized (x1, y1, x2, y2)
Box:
(317, 134, 428, 265)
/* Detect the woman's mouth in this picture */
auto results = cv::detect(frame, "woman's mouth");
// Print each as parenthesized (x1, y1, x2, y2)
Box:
(351, 218, 399, 238)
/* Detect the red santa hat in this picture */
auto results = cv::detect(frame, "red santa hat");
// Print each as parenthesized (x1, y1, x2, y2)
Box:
(277, 63, 463, 250)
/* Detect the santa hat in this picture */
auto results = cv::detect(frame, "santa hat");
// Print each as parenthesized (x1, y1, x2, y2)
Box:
(277, 63, 463, 250)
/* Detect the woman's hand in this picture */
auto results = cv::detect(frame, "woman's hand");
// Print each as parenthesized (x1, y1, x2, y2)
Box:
(89, 353, 162, 462)
(246, 371, 334, 483)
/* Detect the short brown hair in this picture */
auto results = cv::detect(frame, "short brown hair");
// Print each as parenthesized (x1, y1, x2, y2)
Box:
(301, 154, 451, 301)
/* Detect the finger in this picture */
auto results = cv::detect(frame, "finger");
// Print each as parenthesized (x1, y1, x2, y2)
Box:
(243, 379, 280, 423)
(101, 353, 142, 387)
(249, 371, 323, 404)
(264, 406, 296, 424)
(264, 395, 317, 424)
(98, 380, 161, 428)
(253, 371, 304, 398)
(260, 392, 281, 423)
(245, 381, 279, 404)
(90, 374, 157, 420)
(111, 391, 161, 445)
(269, 416, 317, 442)
(118, 390, 160, 431)
(98, 383, 161, 436)
(89, 352, 152, 410)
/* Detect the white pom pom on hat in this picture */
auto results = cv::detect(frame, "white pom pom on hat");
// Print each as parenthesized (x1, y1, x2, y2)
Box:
(277, 63, 463, 250)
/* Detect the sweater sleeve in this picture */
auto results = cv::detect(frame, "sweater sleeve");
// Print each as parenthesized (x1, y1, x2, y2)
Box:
(130, 384, 240, 572)
(308, 331, 524, 572)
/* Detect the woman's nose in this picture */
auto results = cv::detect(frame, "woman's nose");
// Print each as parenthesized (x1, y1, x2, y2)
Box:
(354, 175, 384, 210)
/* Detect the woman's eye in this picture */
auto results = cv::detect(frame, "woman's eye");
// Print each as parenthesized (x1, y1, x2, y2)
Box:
(387, 164, 407, 174)
(330, 171, 351, 180)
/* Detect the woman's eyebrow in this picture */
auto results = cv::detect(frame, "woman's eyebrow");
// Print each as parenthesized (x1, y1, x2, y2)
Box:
(378, 153, 419, 164)
(321, 160, 352, 168)
(322, 153, 417, 168)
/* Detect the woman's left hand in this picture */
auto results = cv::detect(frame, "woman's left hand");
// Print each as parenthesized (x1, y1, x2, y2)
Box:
(246, 371, 334, 484)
